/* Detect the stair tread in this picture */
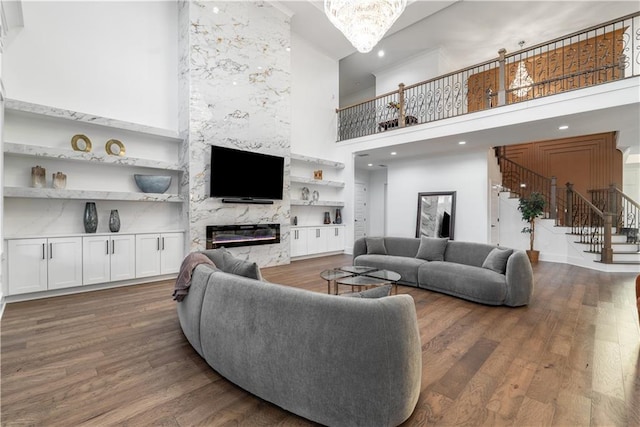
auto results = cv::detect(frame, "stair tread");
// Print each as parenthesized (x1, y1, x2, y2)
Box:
(593, 260, 640, 265)
(584, 250, 640, 255)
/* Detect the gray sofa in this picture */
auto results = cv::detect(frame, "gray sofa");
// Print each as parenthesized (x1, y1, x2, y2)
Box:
(353, 237, 534, 307)
(176, 249, 422, 427)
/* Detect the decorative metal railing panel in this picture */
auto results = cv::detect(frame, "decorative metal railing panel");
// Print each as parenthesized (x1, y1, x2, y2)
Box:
(336, 12, 640, 142)
(566, 185, 608, 256)
(589, 186, 639, 245)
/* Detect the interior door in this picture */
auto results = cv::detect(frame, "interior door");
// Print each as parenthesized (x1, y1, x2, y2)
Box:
(354, 182, 368, 241)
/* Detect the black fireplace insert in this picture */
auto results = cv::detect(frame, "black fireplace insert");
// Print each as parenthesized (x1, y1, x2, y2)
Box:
(206, 224, 280, 249)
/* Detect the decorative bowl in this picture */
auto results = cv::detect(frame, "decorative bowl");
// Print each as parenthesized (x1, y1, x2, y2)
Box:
(134, 174, 172, 194)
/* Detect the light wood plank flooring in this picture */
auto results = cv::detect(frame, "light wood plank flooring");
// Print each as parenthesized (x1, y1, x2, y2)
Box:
(2, 255, 639, 426)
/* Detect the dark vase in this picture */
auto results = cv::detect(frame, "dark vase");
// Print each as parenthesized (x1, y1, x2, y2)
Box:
(84, 202, 98, 233)
(323, 212, 331, 224)
(335, 208, 342, 224)
(109, 209, 121, 232)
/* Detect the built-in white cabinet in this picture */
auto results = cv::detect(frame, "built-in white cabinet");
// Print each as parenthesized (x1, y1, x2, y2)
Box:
(135, 232, 184, 278)
(7, 237, 83, 294)
(290, 225, 345, 258)
(83, 234, 135, 285)
(327, 225, 346, 252)
(291, 228, 308, 257)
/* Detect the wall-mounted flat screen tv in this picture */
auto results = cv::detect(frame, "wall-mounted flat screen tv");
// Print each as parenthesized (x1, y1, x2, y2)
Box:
(210, 145, 284, 201)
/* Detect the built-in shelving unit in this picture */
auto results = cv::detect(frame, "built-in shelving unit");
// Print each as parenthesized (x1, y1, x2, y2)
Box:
(290, 153, 345, 210)
(4, 142, 182, 171)
(3, 187, 184, 203)
(4, 99, 182, 141)
(3, 100, 184, 203)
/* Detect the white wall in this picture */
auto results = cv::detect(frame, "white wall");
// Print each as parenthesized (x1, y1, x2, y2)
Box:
(386, 150, 490, 242)
(375, 48, 452, 96)
(2, 1, 178, 130)
(291, 33, 339, 158)
(623, 162, 640, 202)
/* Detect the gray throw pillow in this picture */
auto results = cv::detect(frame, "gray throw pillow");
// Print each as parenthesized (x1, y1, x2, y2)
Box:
(221, 250, 263, 280)
(342, 284, 392, 298)
(481, 247, 513, 274)
(415, 236, 448, 261)
(366, 237, 387, 255)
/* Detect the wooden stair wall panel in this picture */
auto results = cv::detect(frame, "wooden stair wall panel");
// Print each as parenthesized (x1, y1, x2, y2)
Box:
(501, 132, 622, 197)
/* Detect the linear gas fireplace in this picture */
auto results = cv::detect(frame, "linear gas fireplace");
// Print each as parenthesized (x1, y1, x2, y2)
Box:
(206, 224, 280, 249)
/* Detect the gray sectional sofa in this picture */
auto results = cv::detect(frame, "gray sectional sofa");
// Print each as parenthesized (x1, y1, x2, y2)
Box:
(176, 248, 422, 427)
(353, 237, 534, 307)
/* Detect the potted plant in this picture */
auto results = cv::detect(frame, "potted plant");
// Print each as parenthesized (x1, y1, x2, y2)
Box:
(518, 191, 546, 263)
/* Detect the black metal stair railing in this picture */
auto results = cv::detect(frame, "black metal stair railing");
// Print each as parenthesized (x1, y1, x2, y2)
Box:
(496, 154, 564, 223)
(566, 183, 614, 262)
(335, 11, 640, 142)
(589, 185, 639, 245)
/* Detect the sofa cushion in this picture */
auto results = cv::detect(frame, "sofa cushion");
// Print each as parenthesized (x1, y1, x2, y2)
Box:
(366, 237, 388, 255)
(482, 248, 513, 274)
(415, 237, 448, 261)
(354, 254, 425, 286)
(418, 262, 507, 305)
(200, 248, 262, 280)
(443, 241, 497, 267)
(342, 284, 392, 298)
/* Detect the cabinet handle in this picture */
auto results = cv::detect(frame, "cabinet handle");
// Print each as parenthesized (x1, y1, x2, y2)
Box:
(42, 243, 46, 260)
(162, 237, 165, 251)
(157, 237, 160, 251)
(49, 243, 53, 259)
(112, 240, 115, 255)
(106, 240, 110, 255)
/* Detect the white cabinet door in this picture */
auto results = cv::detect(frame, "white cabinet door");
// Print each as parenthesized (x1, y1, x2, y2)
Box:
(83, 236, 111, 285)
(327, 226, 345, 252)
(7, 238, 48, 295)
(47, 237, 83, 290)
(307, 227, 328, 255)
(291, 228, 308, 257)
(111, 234, 136, 282)
(160, 233, 183, 274)
(135, 234, 161, 278)
(84, 235, 135, 285)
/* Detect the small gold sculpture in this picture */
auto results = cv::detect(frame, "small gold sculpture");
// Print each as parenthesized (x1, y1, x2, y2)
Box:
(71, 134, 92, 152)
(314, 170, 323, 180)
(105, 139, 126, 156)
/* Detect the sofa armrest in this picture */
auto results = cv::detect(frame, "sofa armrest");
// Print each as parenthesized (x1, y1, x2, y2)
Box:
(504, 250, 534, 306)
(353, 237, 367, 260)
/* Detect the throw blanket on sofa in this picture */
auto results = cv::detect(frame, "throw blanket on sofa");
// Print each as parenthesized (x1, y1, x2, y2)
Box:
(173, 253, 216, 302)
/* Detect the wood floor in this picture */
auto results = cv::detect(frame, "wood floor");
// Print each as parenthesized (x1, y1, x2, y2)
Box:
(1, 255, 639, 426)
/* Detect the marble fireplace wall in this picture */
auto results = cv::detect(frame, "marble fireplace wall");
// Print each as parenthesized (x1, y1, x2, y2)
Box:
(178, 1, 291, 267)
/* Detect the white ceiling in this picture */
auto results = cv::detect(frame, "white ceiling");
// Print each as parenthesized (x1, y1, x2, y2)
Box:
(285, 1, 640, 169)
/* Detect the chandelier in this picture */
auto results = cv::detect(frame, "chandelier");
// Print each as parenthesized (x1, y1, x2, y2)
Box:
(509, 41, 534, 97)
(324, 0, 407, 53)
(509, 61, 534, 97)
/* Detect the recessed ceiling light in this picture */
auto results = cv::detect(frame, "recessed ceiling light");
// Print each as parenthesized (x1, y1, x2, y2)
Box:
(558, 125, 569, 130)
(286, 47, 291, 52)
(378, 50, 385, 57)
(367, 163, 373, 167)
(390, 151, 397, 155)
(458, 141, 466, 145)
(212, 6, 219, 13)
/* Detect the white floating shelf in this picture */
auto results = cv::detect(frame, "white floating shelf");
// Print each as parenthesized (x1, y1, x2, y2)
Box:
(5, 99, 182, 141)
(290, 199, 344, 207)
(4, 187, 184, 203)
(291, 153, 345, 169)
(4, 142, 182, 171)
(290, 176, 345, 187)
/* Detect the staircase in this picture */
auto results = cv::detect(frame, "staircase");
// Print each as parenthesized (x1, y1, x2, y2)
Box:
(496, 151, 640, 271)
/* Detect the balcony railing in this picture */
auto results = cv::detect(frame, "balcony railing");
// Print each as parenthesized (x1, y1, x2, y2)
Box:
(336, 12, 640, 142)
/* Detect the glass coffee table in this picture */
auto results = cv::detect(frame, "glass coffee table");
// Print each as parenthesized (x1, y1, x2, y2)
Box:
(320, 266, 401, 295)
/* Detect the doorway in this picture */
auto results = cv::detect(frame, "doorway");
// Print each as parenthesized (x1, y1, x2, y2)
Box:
(354, 182, 368, 241)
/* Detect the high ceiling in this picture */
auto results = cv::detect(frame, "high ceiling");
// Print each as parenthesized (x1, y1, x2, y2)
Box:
(284, 1, 640, 169)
